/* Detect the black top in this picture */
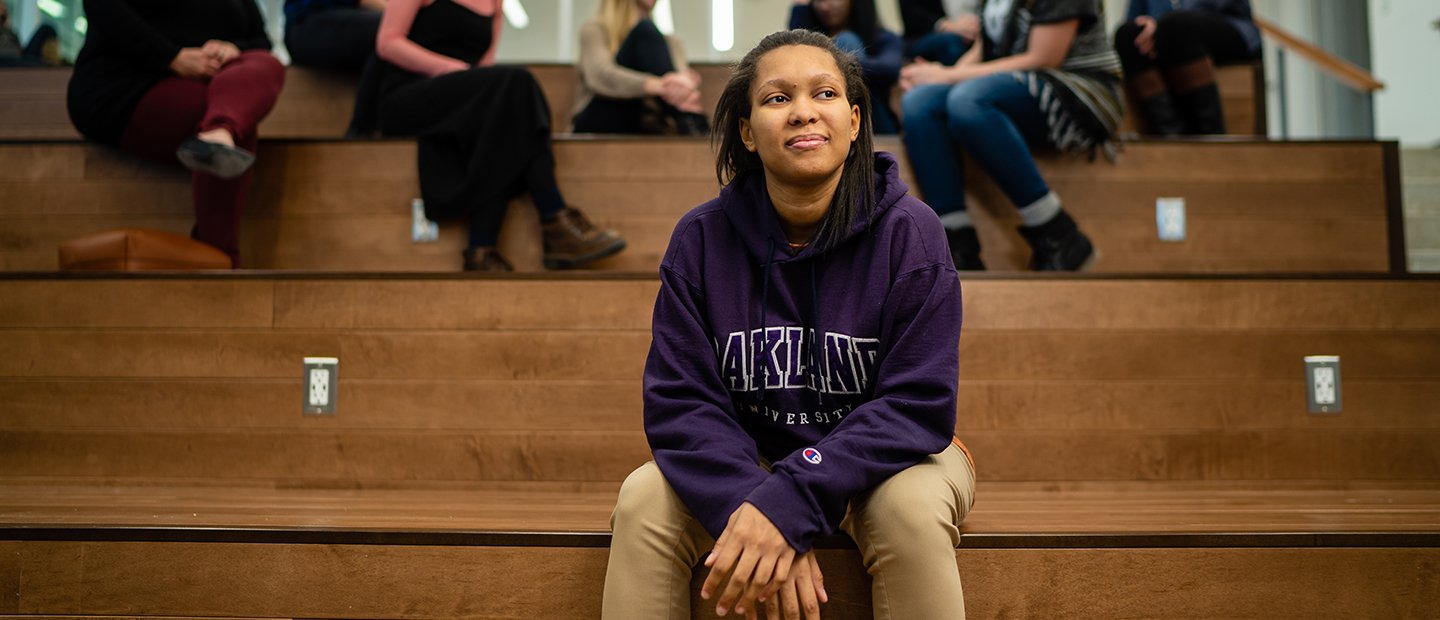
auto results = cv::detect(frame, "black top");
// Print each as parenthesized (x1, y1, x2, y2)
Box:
(67, 0, 272, 145)
(376, 0, 493, 93)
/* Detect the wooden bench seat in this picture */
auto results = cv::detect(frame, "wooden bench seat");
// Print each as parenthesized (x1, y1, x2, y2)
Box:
(2, 482, 1437, 619)
(0, 63, 1262, 140)
(0, 138, 1404, 273)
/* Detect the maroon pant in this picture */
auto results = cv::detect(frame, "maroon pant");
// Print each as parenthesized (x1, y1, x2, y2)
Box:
(119, 50, 284, 266)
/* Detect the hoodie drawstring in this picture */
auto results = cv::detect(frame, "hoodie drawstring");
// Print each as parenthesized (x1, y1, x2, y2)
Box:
(756, 237, 774, 403)
(809, 260, 823, 409)
(756, 241, 825, 410)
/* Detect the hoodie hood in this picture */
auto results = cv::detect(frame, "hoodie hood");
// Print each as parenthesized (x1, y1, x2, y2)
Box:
(719, 151, 909, 264)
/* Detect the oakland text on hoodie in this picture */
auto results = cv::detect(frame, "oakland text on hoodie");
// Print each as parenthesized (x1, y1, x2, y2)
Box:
(643, 151, 963, 553)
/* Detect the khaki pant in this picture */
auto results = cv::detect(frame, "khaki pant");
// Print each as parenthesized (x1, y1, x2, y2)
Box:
(602, 442, 976, 619)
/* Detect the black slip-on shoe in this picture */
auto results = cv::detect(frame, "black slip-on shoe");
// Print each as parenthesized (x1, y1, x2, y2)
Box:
(176, 137, 256, 180)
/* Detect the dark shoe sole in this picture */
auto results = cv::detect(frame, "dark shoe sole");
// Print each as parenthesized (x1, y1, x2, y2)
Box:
(543, 237, 627, 270)
(176, 137, 255, 180)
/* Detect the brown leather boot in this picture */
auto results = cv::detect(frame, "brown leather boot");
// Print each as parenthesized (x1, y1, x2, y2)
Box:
(541, 207, 626, 269)
(462, 246, 514, 272)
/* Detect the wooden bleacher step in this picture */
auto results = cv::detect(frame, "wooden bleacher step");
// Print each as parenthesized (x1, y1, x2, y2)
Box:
(2, 273, 1438, 618)
(2, 275, 1437, 486)
(1, 63, 1264, 140)
(0, 138, 1404, 273)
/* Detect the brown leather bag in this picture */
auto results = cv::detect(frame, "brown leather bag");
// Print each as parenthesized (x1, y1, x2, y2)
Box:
(58, 229, 232, 271)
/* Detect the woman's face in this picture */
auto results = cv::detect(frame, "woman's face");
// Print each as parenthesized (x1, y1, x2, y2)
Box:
(739, 44, 860, 192)
(812, 0, 851, 32)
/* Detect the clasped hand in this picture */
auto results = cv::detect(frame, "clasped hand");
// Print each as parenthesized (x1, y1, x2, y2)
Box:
(701, 502, 828, 619)
(170, 40, 241, 79)
(659, 71, 704, 114)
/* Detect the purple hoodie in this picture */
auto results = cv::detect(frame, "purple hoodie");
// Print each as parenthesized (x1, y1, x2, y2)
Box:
(643, 151, 962, 552)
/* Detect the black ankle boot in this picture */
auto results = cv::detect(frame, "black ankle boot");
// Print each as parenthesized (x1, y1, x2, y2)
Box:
(462, 246, 514, 272)
(1139, 92, 1186, 137)
(1175, 84, 1226, 135)
(945, 227, 986, 271)
(1018, 210, 1095, 271)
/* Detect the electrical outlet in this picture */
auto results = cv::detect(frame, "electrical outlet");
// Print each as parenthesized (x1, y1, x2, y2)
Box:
(412, 198, 439, 243)
(303, 357, 339, 415)
(1304, 355, 1341, 414)
(1156, 197, 1186, 242)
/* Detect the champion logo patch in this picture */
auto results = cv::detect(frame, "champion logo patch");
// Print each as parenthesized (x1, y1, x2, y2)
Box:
(802, 448, 823, 465)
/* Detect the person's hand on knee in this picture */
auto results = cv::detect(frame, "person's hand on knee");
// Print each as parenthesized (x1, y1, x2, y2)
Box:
(1133, 15, 1157, 58)
(763, 551, 826, 620)
(701, 502, 795, 617)
(170, 48, 221, 79)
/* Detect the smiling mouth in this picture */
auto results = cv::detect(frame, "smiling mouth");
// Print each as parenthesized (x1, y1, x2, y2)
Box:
(786, 134, 828, 150)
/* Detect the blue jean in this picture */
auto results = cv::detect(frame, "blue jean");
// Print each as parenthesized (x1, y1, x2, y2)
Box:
(900, 73, 1052, 217)
(906, 31, 971, 66)
(284, 8, 383, 72)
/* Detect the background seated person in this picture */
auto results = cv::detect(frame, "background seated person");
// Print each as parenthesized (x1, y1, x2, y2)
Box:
(284, 0, 386, 72)
(900, 0, 1123, 272)
(370, 0, 627, 271)
(899, 0, 980, 66)
(572, 0, 707, 135)
(66, 0, 285, 268)
(1113, 0, 1261, 135)
(789, 0, 904, 134)
(0, 1, 61, 66)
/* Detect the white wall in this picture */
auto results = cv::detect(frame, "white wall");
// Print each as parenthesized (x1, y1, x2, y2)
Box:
(1368, 0, 1440, 147)
(1252, 0, 1325, 139)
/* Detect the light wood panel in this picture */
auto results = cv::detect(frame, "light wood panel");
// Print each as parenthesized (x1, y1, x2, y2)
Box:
(956, 548, 1435, 620)
(2, 378, 1438, 433)
(0, 68, 76, 140)
(8, 278, 1440, 331)
(0, 429, 652, 483)
(5, 482, 1440, 533)
(0, 280, 275, 328)
(0, 379, 644, 432)
(3, 428, 1436, 483)
(0, 139, 1398, 273)
(1, 328, 1435, 381)
(3, 540, 1434, 619)
(960, 429, 1440, 481)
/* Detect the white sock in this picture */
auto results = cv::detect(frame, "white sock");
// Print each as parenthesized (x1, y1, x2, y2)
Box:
(938, 210, 973, 230)
(1017, 191, 1062, 228)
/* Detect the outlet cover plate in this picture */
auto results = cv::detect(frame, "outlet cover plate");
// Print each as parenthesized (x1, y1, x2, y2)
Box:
(303, 357, 339, 415)
(412, 198, 439, 244)
(1304, 355, 1341, 414)
(1156, 197, 1186, 242)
